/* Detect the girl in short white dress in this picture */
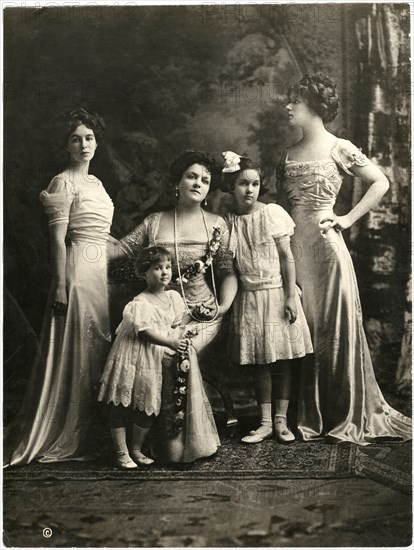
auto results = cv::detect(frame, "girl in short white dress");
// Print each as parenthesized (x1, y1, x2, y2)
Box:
(98, 246, 190, 469)
(222, 152, 313, 444)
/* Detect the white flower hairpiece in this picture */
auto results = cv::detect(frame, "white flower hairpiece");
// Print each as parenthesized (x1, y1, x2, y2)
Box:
(222, 151, 242, 173)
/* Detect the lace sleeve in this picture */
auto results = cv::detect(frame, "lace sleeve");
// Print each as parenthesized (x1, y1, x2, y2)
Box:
(215, 217, 234, 272)
(119, 218, 150, 257)
(39, 176, 76, 226)
(332, 139, 371, 176)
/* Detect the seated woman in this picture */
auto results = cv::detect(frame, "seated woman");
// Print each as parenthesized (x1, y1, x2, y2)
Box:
(108, 150, 238, 462)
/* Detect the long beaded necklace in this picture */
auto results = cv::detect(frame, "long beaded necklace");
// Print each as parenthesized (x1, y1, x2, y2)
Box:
(174, 208, 219, 323)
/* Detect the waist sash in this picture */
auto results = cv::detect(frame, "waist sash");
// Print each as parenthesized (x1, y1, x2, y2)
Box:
(240, 275, 282, 291)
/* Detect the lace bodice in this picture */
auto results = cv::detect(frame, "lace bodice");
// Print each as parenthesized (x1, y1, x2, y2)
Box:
(119, 210, 233, 306)
(280, 138, 370, 210)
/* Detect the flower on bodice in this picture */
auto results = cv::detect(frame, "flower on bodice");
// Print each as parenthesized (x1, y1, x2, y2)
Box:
(175, 226, 222, 286)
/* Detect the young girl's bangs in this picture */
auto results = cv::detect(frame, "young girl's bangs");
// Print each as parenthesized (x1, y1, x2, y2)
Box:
(135, 248, 171, 276)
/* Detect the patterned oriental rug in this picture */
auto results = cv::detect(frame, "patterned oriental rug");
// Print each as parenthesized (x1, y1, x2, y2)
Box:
(355, 441, 411, 494)
(2, 440, 358, 482)
(5, 371, 411, 490)
(4, 430, 410, 494)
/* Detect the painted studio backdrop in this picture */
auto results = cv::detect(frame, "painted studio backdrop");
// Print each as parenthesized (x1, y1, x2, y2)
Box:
(3, 4, 411, 421)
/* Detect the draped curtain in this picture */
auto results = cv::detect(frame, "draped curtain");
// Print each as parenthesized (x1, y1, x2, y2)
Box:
(351, 4, 411, 392)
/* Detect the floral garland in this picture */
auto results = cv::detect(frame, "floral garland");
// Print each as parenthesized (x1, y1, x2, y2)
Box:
(175, 226, 222, 285)
(173, 327, 198, 432)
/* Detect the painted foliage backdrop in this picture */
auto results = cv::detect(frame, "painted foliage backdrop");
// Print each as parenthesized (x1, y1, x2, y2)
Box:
(3, 4, 410, 411)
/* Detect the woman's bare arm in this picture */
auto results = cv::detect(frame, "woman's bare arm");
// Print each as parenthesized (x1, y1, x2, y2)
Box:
(49, 222, 69, 311)
(218, 270, 238, 316)
(331, 163, 389, 231)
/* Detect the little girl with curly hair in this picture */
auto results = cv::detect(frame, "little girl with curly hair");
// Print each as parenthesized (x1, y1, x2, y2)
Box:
(98, 246, 190, 468)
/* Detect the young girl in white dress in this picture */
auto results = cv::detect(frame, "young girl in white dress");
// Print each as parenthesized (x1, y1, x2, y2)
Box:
(98, 246, 190, 468)
(222, 152, 313, 444)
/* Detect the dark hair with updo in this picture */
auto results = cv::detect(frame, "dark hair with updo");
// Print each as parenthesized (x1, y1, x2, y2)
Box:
(221, 157, 268, 196)
(288, 72, 339, 123)
(134, 246, 171, 278)
(170, 149, 221, 191)
(59, 108, 106, 147)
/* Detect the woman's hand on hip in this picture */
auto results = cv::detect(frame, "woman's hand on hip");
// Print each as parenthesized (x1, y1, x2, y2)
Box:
(320, 214, 352, 234)
(331, 214, 353, 232)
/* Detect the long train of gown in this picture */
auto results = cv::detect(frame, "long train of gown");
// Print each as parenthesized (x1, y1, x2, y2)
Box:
(4, 174, 114, 466)
(281, 138, 412, 445)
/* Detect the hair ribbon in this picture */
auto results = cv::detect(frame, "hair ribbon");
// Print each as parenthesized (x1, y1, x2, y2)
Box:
(222, 151, 242, 173)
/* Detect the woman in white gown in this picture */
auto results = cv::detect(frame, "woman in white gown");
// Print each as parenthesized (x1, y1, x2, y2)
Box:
(278, 73, 411, 445)
(4, 109, 114, 466)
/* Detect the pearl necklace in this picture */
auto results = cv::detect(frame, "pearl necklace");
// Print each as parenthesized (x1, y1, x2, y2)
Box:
(174, 208, 219, 323)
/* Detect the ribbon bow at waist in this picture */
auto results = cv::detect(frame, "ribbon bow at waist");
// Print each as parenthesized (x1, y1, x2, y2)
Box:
(240, 274, 283, 291)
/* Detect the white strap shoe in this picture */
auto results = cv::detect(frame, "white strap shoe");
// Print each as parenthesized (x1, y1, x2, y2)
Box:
(130, 450, 155, 466)
(241, 423, 273, 444)
(274, 414, 295, 444)
(115, 452, 138, 469)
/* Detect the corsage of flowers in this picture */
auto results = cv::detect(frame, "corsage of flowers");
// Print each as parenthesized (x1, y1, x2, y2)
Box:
(173, 327, 198, 432)
(175, 226, 222, 286)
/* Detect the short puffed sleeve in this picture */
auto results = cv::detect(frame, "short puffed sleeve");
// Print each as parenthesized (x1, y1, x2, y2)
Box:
(39, 176, 76, 226)
(214, 217, 234, 272)
(118, 213, 161, 257)
(332, 139, 371, 176)
(122, 299, 159, 332)
(264, 203, 295, 240)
